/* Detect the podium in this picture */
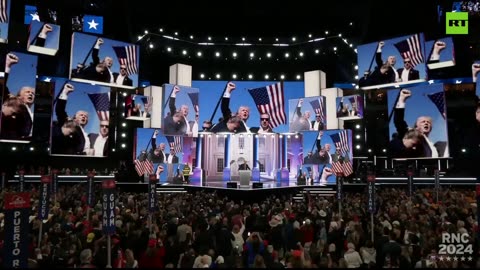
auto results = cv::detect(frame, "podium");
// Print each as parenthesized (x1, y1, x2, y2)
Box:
(238, 170, 252, 187)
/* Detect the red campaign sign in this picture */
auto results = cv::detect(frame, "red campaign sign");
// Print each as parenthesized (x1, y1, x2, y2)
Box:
(149, 174, 157, 181)
(40, 175, 52, 184)
(87, 171, 96, 178)
(367, 174, 376, 182)
(4, 193, 31, 210)
(102, 179, 116, 189)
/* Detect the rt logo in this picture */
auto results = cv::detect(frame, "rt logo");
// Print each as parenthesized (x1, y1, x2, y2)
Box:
(446, 12, 468, 34)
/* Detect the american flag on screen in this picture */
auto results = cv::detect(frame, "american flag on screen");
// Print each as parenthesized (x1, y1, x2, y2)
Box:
(426, 91, 446, 119)
(0, 0, 8, 23)
(166, 136, 182, 154)
(247, 82, 286, 128)
(87, 92, 110, 121)
(309, 98, 325, 124)
(112, 45, 138, 75)
(134, 159, 154, 176)
(393, 34, 424, 67)
(330, 130, 353, 176)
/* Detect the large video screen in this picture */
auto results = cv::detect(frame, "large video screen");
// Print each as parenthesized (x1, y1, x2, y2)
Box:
(50, 78, 111, 157)
(357, 33, 427, 90)
(0, 52, 38, 143)
(288, 96, 326, 132)
(124, 88, 152, 121)
(135, 128, 195, 183)
(192, 81, 305, 134)
(302, 130, 353, 184)
(335, 95, 364, 120)
(27, 21, 61, 56)
(162, 84, 199, 137)
(387, 83, 449, 158)
(70, 32, 139, 89)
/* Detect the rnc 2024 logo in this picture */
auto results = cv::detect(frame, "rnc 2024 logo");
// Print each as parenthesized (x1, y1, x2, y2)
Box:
(446, 12, 468, 35)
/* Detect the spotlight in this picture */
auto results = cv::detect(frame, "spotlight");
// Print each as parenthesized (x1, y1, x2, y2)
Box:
(30, 147, 34, 151)
(144, 30, 148, 34)
(232, 52, 237, 57)
(112, 148, 116, 152)
(338, 33, 342, 37)
(208, 36, 212, 40)
(355, 75, 359, 80)
(266, 52, 272, 58)
(355, 124, 361, 129)
(264, 74, 269, 79)
(308, 34, 312, 38)
(167, 47, 172, 52)
(216, 73, 221, 79)
(258, 37, 262, 41)
(325, 30, 329, 35)
(354, 65, 358, 70)
(121, 133, 126, 138)
(149, 43, 154, 49)
(285, 53, 290, 58)
(333, 47, 337, 51)
(248, 74, 253, 79)
(190, 35, 194, 39)
(232, 74, 237, 79)
(292, 37, 296, 41)
(461, 148, 466, 152)
(355, 145, 360, 149)
(159, 28, 163, 32)
(200, 73, 205, 79)
(121, 143, 126, 148)
(355, 134, 361, 139)
(275, 38, 279, 41)
(368, 149, 372, 153)
(280, 74, 285, 80)
(225, 37, 228, 41)
(122, 122, 127, 127)
(382, 149, 387, 152)
(12, 146, 16, 151)
(242, 37, 245, 41)
(296, 74, 301, 80)
(197, 51, 202, 57)
(182, 50, 187, 55)
(295, 134, 299, 139)
(315, 49, 319, 54)
(215, 52, 220, 57)
(122, 92, 127, 97)
(299, 52, 304, 57)
(174, 32, 178, 36)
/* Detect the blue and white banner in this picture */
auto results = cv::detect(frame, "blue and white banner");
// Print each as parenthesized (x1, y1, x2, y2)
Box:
(148, 174, 157, 213)
(367, 174, 376, 213)
(102, 179, 116, 236)
(3, 192, 31, 268)
(38, 175, 51, 220)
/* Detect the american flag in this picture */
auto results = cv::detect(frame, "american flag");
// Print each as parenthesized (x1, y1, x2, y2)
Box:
(330, 130, 353, 176)
(187, 92, 199, 113)
(309, 97, 325, 124)
(141, 96, 153, 114)
(87, 92, 110, 121)
(166, 136, 182, 154)
(426, 91, 446, 119)
(112, 45, 138, 75)
(247, 82, 286, 128)
(134, 159, 154, 176)
(0, 0, 8, 23)
(393, 34, 424, 67)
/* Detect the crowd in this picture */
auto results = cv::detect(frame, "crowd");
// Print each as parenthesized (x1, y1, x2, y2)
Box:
(0, 183, 478, 268)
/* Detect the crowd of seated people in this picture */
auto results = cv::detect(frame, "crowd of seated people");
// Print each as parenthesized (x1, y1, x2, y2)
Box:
(0, 183, 478, 268)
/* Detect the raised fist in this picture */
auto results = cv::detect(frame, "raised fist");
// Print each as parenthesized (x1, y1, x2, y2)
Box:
(41, 24, 53, 35)
(154, 130, 159, 135)
(378, 41, 385, 48)
(298, 99, 304, 106)
(227, 82, 236, 93)
(472, 63, 480, 82)
(433, 41, 446, 53)
(6, 53, 19, 68)
(399, 89, 412, 101)
(173, 85, 180, 94)
(96, 38, 104, 47)
(323, 167, 333, 177)
(63, 83, 75, 94)
(156, 165, 164, 174)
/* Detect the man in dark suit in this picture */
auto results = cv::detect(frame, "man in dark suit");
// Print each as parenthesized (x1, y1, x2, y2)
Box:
(50, 119, 79, 155)
(303, 152, 314, 164)
(238, 160, 251, 170)
(397, 57, 420, 82)
(393, 89, 448, 158)
(163, 85, 189, 135)
(73, 38, 112, 83)
(148, 130, 167, 163)
(88, 120, 109, 157)
(54, 83, 90, 155)
(166, 149, 179, 164)
(210, 115, 243, 133)
(218, 82, 249, 133)
(0, 96, 31, 140)
(1, 53, 35, 139)
(113, 64, 133, 86)
(294, 99, 312, 130)
(311, 113, 324, 131)
(250, 113, 273, 133)
(376, 41, 398, 83)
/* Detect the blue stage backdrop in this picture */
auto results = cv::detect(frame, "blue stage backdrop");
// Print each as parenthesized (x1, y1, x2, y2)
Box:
(0, 0, 11, 43)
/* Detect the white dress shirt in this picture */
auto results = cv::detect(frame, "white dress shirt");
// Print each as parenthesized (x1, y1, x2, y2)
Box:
(80, 126, 91, 154)
(313, 121, 322, 130)
(401, 68, 411, 82)
(26, 105, 33, 136)
(93, 135, 108, 157)
(115, 74, 125, 85)
(167, 154, 175, 164)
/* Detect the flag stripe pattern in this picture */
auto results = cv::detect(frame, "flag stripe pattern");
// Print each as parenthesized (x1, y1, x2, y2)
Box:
(393, 34, 424, 67)
(426, 91, 446, 119)
(112, 45, 138, 76)
(134, 159, 154, 176)
(309, 98, 325, 124)
(87, 92, 110, 121)
(166, 136, 182, 154)
(329, 130, 353, 176)
(247, 82, 286, 128)
(0, 0, 8, 23)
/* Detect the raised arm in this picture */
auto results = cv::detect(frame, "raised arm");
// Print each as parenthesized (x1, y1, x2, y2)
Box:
(393, 89, 411, 139)
(169, 85, 180, 115)
(375, 41, 385, 68)
(55, 84, 74, 127)
(221, 82, 236, 120)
